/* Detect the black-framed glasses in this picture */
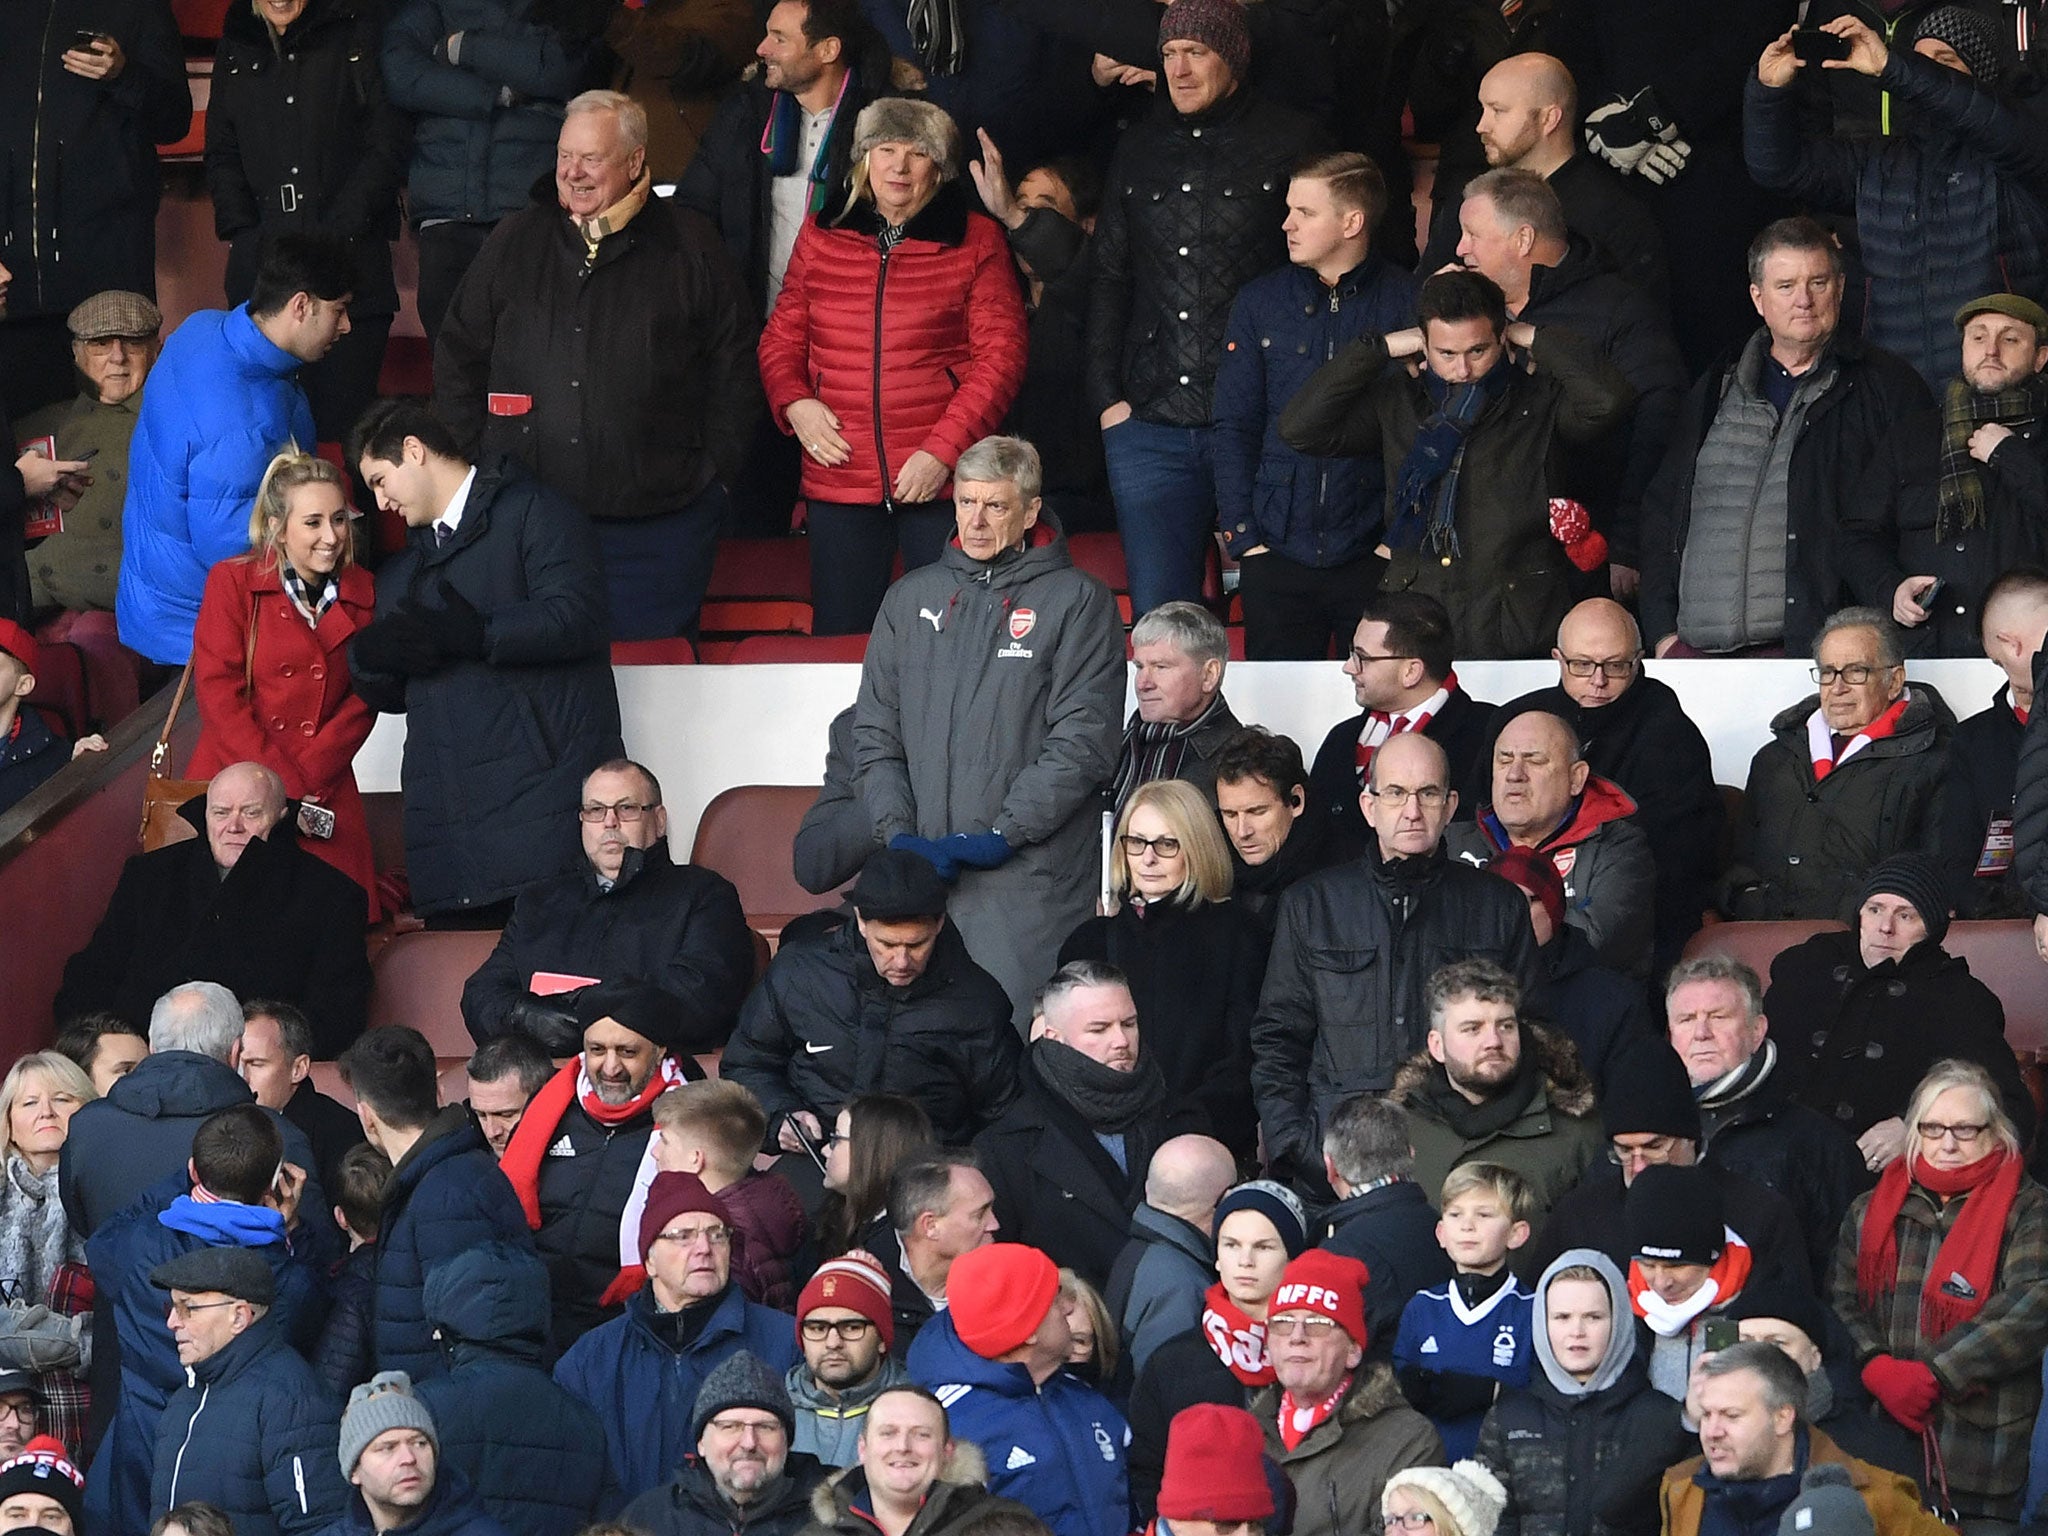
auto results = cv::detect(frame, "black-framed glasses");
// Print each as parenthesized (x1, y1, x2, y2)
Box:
(1811, 664, 1893, 686)
(1347, 649, 1416, 668)
(1120, 834, 1182, 858)
(1385, 1515, 1436, 1531)
(800, 1317, 876, 1341)
(578, 800, 658, 824)
(1560, 655, 1639, 679)
(1916, 1121, 1989, 1145)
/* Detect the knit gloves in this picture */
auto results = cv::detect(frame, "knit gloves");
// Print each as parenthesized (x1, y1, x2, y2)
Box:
(1862, 1355, 1941, 1431)
(889, 830, 1012, 881)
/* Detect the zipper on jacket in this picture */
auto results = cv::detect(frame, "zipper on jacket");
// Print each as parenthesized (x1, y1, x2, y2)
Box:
(872, 247, 895, 511)
(169, 1383, 211, 1504)
(295, 1456, 307, 1513)
(30, 0, 61, 287)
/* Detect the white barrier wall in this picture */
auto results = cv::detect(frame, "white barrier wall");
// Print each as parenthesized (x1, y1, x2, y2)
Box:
(351, 657, 2007, 851)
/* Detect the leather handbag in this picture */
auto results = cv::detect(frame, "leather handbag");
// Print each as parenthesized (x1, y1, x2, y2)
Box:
(139, 660, 205, 851)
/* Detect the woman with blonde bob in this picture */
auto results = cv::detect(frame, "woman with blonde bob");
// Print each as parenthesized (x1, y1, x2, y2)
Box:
(1059, 778, 1266, 1158)
(189, 447, 378, 916)
(1829, 1058, 2048, 1524)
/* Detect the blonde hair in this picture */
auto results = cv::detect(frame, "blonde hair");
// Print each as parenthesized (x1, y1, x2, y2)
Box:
(248, 445, 352, 570)
(0, 1052, 97, 1160)
(1057, 1268, 1119, 1380)
(653, 1080, 768, 1179)
(1905, 1059, 2020, 1160)
(1385, 1484, 1458, 1536)
(1112, 779, 1234, 905)
(1439, 1161, 1537, 1224)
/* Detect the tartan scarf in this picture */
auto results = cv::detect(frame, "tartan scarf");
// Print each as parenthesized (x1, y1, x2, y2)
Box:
(906, 0, 964, 75)
(1938, 373, 2048, 540)
(1388, 364, 1512, 557)
(1112, 696, 1226, 810)
(1856, 1149, 2022, 1340)
(279, 560, 338, 623)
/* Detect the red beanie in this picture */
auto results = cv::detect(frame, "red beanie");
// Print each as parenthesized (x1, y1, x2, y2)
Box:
(796, 1250, 895, 1350)
(0, 619, 39, 679)
(1270, 1250, 1371, 1346)
(1487, 845, 1565, 938)
(637, 1172, 734, 1262)
(947, 1244, 1060, 1359)
(1158, 1404, 1275, 1522)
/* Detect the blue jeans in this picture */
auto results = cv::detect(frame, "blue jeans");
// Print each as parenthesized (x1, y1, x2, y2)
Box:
(1103, 417, 1216, 617)
(594, 481, 728, 640)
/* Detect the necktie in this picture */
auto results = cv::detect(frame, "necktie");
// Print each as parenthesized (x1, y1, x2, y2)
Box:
(434, 523, 452, 547)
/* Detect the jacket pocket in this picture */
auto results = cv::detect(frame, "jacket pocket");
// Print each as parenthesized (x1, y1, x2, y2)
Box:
(1303, 945, 1389, 1086)
(1253, 465, 1295, 545)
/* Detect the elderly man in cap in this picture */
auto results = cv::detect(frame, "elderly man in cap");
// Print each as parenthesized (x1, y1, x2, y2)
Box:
(147, 1246, 350, 1535)
(0, 1438, 85, 1535)
(618, 1351, 823, 1536)
(1842, 294, 2048, 657)
(554, 1172, 798, 1501)
(787, 1252, 908, 1470)
(462, 759, 754, 1055)
(499, 980, 708, 1350)
(333, 1372, 506, 1536)
(723, 848, 1022, 1150)
(1255, 1250, 1443, 1536)
(906, 1242, 1129, 1536)
(18, 289, 161, 619)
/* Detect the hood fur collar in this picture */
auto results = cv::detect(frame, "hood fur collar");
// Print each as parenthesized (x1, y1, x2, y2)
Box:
(1389, 1022, 1597, 1119)
(810, 1442, 991, 1525)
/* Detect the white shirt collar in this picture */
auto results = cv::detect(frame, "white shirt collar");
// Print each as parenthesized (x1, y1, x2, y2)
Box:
(435, 465, 479, 539)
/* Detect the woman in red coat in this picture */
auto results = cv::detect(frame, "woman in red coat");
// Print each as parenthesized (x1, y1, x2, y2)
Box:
(189, 448, 379, 916)
(758, 95, 1029, 635)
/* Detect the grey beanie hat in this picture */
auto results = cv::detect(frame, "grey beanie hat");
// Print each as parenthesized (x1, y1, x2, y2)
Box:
(691, 1350, 795, 1445)
(851, 97, 962, 181)
(1777, 1465, 1876, 1536)
(339, 1371, 439, 1476)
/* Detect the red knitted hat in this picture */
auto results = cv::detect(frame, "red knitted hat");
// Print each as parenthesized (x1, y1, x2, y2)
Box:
(1158, 1404, 1275, 1522)
(0, 619, 39, 679)
(1270, 1250, 1371, 1346)
(1486, 845, 1565, 938)
(947, 1244, 1060, 1359)
(796, 1250, 895, 1350)
(637, 1172, 734, 1262)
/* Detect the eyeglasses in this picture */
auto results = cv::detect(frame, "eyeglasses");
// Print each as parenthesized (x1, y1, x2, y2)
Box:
(0, 1403, 34, 1427)
(652, 1223, 731, 1248)
(1347, 649, 1416, 668)
(1385, 1515, 1436, 1531)
(1267, 1315, 1341, 1339)
(167, 1299, 241, 1322)
(1811, 664, 1894, 686)
(578, 800, 658, 824)
(801, 1317, 876, 1341)
(704, 1416, 784, 1439)
(1365, 784, 1449, 807)
(1607, 1136, 1681, 1165)
(1916, 1121, 1990, 1145)
(1561, 655, 1639, 679)
(1120, 834, 1182, 858)
(822, 1130, 848, 1148)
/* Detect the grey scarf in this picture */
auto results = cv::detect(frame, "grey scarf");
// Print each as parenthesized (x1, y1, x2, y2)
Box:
(0, 1158, 81, 1306)
(1030, 1039, 1167, 1133)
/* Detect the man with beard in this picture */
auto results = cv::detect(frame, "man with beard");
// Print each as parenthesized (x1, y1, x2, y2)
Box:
(618, 1352, 822, 1536)
(785, 1253, 906, 1469)
(1212, 728, 1340, 936)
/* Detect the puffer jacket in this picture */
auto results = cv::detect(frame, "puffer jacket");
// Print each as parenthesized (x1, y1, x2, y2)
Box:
(905, 1312, 1130, 1536)
(1746, 54, 2048, 392)
(553, 1284, 801, 1502)
(149, 1313, 350, 1536)
(206, 0, 408, 317)
(722, 917, 1021, 1147)
(348, 463, 622, 916)
(374, 1107, 533, 1381)
(116, 306, 316, 665)
(534, 1097, 658, 1351)
(415, 1244, 617, 1536)
(1249, 844, 1542, 1182)
(802, 1448, 1026, 1536)
(718, 1172, 807, 1312)
(852, 517, 1124, 1014)
(379, 0, 601, 227)
(1446, 775, 1658, 977)
(1086, 87, 1324, 425)
(787, 1353, 909, 1470)
(1723, 684, 1953, 921)
(1211, 255, 1419, 565)
(1253, 1361, 1446, 1536)
(316, 1465, 509, 1536)
(757, 182, 1027, 507)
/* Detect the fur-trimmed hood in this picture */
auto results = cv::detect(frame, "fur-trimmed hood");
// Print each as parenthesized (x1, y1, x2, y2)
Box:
(1389, 1021, 1598, 1120)
(808, 1442, 992, 1526)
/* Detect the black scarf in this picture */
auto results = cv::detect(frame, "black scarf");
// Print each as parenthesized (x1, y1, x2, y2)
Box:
(1029, 1038, 1166, 1133)
(1937, 372, 2048, 538)
(1415, 1050, 1541, 1141)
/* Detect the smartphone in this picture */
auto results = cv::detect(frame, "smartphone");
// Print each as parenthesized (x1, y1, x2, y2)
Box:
(71, 28, 105, 49)
(1791, 29, 1852, 62)
(1917, 577, 1947, 614)
(783, 1113, 829, 1177)
(297, 801, 336, 841)
(1702, 1317, 1740, 1353)
(71, 447, 100, 462)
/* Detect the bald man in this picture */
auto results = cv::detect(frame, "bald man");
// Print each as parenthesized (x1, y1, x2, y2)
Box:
(1106, 1134, 1239, 1372)
(1480, 599, 1722, 967)
(1420, 53, 1668, 304)
(57, 761, 372, 1045)
(1947, 568, 2048, 918)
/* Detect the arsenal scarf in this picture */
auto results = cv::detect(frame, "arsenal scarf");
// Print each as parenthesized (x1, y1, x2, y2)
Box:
(1354, 674, 1457, 783)
(1808, 694, 1911, 784)
(1202, 1284, 1276, 1388)
(1857, 1150, 2022, 1339)
(1628, 1231, 1753, 1336)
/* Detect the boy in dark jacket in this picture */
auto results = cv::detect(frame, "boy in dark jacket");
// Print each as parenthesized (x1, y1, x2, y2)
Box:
(313, 1141, 393, 1401)
(652, 1082, 806, 1311)
(0, 621, 98, 816)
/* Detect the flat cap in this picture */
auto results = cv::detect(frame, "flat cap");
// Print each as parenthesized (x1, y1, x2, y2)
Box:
(1954, 292, 2048, 335)
(150, 1246, 275, 1305)
(851, 848, 949, 920)
(67, 290, 162, 341)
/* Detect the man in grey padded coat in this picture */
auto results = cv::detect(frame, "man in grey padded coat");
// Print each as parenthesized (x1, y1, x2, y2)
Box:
(853, 435, 1125, 1023)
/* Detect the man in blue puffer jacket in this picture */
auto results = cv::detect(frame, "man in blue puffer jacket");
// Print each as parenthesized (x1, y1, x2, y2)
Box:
(323, 1373, 511, 1536)
(116, 235, 354, 665)
(415, 1244, 618, 1536)
(85, 1105, 328, 1536)
(1212, 151, 1418, 660)
(905, 1243, 1131, 1536)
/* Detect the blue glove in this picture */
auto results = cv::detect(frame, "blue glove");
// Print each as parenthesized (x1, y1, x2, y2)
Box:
(945, 830, 1012, 871)
(889, 833, 961, 881)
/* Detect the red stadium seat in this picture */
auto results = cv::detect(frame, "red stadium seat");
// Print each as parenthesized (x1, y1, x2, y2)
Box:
(25, 641, 91, 740)
(1947, 921, 2048, 1054)
(611, 637, 698, 665)
(367, 928, 501, 1059)
(1066, 533, 1128, 593)
(1225, 625, 1247, 661)
(700, 538, 813, 632)
(1679, 919, 1845, 983)
(377, 335, 433, 398)
(728, 633, 868, 664)
(690, 785, 830, 943)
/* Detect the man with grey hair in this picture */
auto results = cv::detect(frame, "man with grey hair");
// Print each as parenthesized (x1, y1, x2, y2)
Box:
(1640, 217, 1930, 659)
(55, 760, 371, 1059)
(1105, 1134, 1237, 1373)
(1722, 606, 1951, 921)
(60, 981, 329, 1238)
(1318, 1095, 1453, 1345)
(857, 434, 1123, 1020)
(436, 87, 760, 640)
(1113, 601, 1242, 811)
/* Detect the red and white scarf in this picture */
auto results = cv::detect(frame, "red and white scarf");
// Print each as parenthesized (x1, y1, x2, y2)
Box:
(1807, 694, 1910, 783)
(1277, 1372, 1352, 1451)
(1628, 1230, 1753, 1336)
(1354, 673, 1457, 783)
(1202, 1284, 1275, 1387)
(500, 1055, 691, 1231)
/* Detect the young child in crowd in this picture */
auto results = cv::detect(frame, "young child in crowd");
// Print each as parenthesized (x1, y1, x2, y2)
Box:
(651, 1080, 807, 1309)
(1393, 1162, 1538, 1459)
(1623, 1163, 1752, 1407)
(312, 1139, 394, 1399)
(0, 621, 102, 817)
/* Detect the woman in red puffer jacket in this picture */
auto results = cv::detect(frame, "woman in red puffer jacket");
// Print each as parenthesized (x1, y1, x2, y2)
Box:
(759, 95, 1028, 635)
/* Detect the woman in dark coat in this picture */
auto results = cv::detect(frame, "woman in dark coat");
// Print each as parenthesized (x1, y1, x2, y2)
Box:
(1763, 854, 2034, 1169)
(1059, 777, 1267, 1160)
(189, 449, 378, 917)
(205, 0, 409, 440)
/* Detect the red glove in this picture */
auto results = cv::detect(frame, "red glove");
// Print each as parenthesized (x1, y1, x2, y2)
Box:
(1548, 498, 1610, 573)
(1862, 1355, 1941, 1431)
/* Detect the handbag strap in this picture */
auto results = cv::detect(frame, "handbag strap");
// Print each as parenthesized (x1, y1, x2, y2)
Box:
(243, 590, 260, 699)
(1922, 1426, 1963, 1529)
(151, 662, 194, 778)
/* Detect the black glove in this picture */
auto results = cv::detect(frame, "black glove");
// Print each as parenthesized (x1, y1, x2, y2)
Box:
(352, 609, 446, 678)
(418, 580, 488, 661)
(506, 993, 584, 1056)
